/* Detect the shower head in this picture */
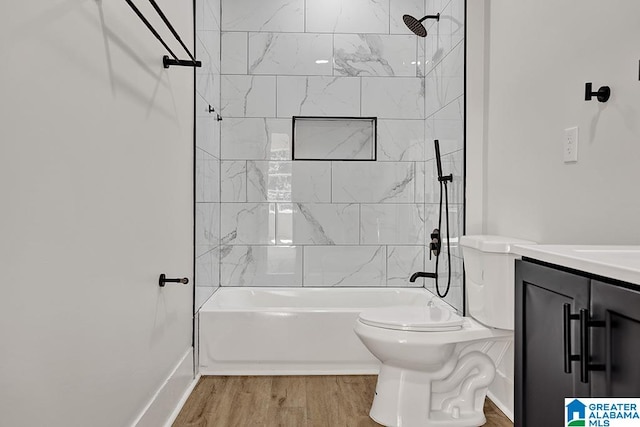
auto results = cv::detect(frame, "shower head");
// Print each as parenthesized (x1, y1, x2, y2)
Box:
(403, 13, 440, 37)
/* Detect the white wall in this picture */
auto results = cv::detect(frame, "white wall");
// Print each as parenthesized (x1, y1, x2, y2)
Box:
(465, 0, 489, 235)
(0, 1, 194, 426)
(481, 1, 640, 244)
(466, 0, 640, 420)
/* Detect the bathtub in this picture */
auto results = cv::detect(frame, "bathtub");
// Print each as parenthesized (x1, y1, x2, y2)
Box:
(198, 287, 436, 375)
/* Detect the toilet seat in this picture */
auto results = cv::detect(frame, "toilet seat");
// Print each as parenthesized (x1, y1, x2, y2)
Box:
(358, 305, 464, 332)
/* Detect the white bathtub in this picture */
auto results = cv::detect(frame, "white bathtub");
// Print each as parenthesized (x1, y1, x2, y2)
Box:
(198, 287, 436, 375)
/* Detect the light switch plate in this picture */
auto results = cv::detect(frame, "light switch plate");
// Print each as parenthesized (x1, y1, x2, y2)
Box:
(564, 127, 579, 163)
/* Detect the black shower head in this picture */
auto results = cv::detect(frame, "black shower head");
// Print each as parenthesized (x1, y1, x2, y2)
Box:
(403, 13, 440, 37)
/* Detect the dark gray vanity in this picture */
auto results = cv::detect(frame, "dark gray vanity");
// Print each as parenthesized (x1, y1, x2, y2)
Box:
(513, 250, 640, 427)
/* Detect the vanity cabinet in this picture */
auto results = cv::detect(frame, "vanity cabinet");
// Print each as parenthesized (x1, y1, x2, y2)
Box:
(515, 259, 640, 427)
(590, 280, 640, 397)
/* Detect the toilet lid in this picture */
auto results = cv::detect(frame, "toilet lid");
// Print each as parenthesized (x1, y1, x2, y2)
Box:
(358, 306, 464, 331)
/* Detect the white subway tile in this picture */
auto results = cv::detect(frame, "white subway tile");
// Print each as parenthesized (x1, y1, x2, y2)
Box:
(247, 161, 292, 202)
(196, 149, 220, 202)
(332, 162, 416, 203)
(377, 119, 424, 161)
(425, 42, 464, 117)
(306, 0, 389, 34)
(221, 75, 276, 117)
(197, 29, 221, 74)
(220, 203, 276, 245)
(221, 118, 291, 160)
(221, 161, 247, 202)
(248, 33, 333, 76)
(196, 203, 220, 256)
(202, 0, 221, 31)
(362, 77, 425, 119)
(221, 0, 304, 32)
(304, 246, 386, 286)
(450, 0, 465, 46)
(220, 245, 303, 286)
(246, 161, 333, 202)
(277, 76, 360, 117)
(221, 32, 248, 74)
(387, 246, 425, 286)
(291, 162, 332, 202)
(196, 248, 220, 287)
(334, 35, 417, 77)
(277, 203, 360, 245)
(196, 115, 220, 157)
(360, 204, 425, 245)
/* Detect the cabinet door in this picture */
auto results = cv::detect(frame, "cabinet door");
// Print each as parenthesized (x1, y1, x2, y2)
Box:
(515, 260, 590, 427)
(590, 280, 640, 397)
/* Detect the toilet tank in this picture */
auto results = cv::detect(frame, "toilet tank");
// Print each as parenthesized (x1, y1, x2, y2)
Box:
(460, 235, 536, 330)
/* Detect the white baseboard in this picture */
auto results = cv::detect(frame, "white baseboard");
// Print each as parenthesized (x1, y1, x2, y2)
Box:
(487, 374, 514, 422)
(487, 382, 513, 422)
(133, 348, 195, 427)
(164, 373, 201, 427)
(200, 361, 380, 376)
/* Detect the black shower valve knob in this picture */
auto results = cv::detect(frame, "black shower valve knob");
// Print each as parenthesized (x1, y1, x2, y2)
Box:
(429, 229, 441, 259)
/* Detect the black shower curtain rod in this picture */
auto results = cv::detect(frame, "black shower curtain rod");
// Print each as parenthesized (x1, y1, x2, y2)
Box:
(125, 0, 201, 68)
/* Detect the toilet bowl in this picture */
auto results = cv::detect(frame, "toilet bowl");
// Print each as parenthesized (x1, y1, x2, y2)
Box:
(354, 235, 535, 427)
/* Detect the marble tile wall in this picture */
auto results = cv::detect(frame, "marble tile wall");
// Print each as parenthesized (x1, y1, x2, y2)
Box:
(195, 0, 222, 309)
(197, 0, 465, 308)
(423, 0, 465, 312)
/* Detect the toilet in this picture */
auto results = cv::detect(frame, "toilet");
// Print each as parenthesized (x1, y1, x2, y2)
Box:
(354, 235, 534, 427)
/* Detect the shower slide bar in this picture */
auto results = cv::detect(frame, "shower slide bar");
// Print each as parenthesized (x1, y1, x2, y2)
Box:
(125, 0, 202, 68)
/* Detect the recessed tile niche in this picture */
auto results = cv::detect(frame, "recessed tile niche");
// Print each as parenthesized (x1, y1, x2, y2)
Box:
(292, 116, 377, 161)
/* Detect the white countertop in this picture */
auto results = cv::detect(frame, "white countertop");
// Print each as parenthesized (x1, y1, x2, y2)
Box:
(513, 245, 640, 286)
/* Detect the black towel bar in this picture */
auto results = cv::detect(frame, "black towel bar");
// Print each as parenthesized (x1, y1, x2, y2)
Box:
(159, 274, 189, 287)
(125, 0, 201, 68)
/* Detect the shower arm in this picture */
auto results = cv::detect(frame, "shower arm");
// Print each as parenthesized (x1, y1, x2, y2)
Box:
(420, 14, 441, 22)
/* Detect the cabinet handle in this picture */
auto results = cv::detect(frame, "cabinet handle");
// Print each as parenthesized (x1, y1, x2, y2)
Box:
(579, 308, 606, 384)
(563, 303, 580, 374)
(579, 309, 590, 383)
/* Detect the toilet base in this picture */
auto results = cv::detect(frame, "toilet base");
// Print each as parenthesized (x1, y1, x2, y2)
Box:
(370, 350, 495, 427)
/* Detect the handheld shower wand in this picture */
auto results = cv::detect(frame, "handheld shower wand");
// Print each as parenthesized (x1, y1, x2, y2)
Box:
(408, 141, 454, 295)
(433, 140, 452, 298)
(434, 139, 453, 184)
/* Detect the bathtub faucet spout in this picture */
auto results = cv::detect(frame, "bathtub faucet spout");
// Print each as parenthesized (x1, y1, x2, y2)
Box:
(409, 271, 438, 282)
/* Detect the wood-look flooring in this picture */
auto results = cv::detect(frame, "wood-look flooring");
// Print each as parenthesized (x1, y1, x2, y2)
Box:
(173, 376, 512, 427)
